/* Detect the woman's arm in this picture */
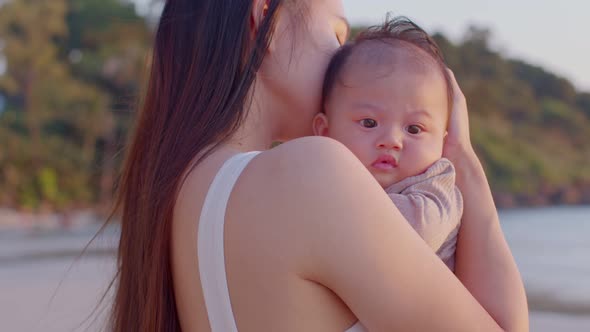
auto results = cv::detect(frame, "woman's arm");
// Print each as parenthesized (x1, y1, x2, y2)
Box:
(443, 70, 529, 331)
(268, 137, 506, 331)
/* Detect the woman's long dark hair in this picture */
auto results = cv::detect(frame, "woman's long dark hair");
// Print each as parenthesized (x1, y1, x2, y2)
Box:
(107, 1, 297, 331)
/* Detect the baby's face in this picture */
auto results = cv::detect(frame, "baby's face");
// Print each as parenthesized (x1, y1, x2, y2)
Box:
(314, 64, 448, 188)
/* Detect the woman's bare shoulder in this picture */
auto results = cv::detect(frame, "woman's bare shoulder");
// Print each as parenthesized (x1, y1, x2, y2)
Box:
(271, 135, 349, 155)
(244, 136, 394, 217)
(236, 136, 403, 263)
(253, 136, 369, 180)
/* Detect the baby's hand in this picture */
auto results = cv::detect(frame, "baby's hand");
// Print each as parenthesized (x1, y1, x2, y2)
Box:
(443, 69, 477, 164)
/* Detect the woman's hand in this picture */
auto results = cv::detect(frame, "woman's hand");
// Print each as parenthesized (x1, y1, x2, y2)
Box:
(443, 69, 530, 331)
(443, 69, 477, 164)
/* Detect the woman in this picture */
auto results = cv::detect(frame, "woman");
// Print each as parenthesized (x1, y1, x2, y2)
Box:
(110, 0, 528, 331)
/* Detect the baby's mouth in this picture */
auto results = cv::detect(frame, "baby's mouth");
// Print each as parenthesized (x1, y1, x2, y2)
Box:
(371, 155, 398, 170)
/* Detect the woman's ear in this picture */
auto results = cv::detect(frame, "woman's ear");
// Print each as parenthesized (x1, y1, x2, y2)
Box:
(312, 112, 330, 136)
(250, 0, 270, 36)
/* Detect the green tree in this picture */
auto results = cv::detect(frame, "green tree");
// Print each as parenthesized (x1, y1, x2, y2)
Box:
(0, 0, 111, 209)
(62, 0, 152, 211)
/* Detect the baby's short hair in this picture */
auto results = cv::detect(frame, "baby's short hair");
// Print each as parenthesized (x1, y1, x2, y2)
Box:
(322, 16, 453, 114)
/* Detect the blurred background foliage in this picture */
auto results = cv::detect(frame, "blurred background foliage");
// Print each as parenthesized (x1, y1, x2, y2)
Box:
(0, 0, 149, 212)
(0, 0, 589, 213)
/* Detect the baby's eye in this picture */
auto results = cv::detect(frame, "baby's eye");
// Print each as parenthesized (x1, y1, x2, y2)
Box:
(360, 119, 377, 128)
(407, 125, 423, 134)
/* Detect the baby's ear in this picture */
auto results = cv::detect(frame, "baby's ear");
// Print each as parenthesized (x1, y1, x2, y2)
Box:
(312, 113, 329, 136)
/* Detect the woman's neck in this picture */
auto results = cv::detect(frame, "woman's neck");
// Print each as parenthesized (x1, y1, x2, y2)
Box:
(226, 84, 277, 152)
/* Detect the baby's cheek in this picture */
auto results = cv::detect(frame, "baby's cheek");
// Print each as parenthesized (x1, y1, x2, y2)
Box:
(342, 138, 370, 165)
(433, 137, 445, 157)
(327, 124, 374, 165)
(351, 142, 376, 167)
(423, 139, 445, 165)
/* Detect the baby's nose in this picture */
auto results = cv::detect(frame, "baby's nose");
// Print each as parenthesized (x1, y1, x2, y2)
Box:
(377, 132, 403, 151)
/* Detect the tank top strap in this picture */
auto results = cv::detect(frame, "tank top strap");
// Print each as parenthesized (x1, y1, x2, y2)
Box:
(198, 151, 261, 332)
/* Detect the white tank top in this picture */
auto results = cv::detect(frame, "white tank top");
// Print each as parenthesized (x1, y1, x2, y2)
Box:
(198, 152, 366, 332)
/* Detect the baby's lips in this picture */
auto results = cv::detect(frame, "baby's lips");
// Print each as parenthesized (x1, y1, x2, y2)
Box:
(371, 154, 398, 169)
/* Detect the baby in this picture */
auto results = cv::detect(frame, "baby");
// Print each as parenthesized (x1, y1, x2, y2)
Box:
(314, 17, 462, 270)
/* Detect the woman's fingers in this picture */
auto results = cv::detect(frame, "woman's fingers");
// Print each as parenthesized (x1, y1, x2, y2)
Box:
(443, 69, 472, 158)
(448, 69, 466, 106)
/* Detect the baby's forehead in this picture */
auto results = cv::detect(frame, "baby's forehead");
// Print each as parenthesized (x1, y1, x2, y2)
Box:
(342, 39, 441, 77)
(328, 41, 451, 123)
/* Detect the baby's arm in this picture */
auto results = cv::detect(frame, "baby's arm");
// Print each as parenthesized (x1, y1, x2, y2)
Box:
(386, 158, 463, 254)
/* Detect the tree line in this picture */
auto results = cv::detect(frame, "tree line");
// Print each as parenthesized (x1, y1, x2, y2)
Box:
(1, 1, 588, 212)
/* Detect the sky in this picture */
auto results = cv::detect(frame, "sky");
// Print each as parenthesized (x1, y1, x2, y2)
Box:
(69, 0, 590, 94)
(130, 0, 589, 91)
(342, 0, 590, 92)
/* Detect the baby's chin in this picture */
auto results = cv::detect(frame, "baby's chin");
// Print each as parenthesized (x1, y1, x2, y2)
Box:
(371, 172, 400, 189)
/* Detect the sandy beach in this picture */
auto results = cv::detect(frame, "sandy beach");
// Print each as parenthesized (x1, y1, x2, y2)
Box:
(1, 256, 589, 332)
(1, 206, 590, 331)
